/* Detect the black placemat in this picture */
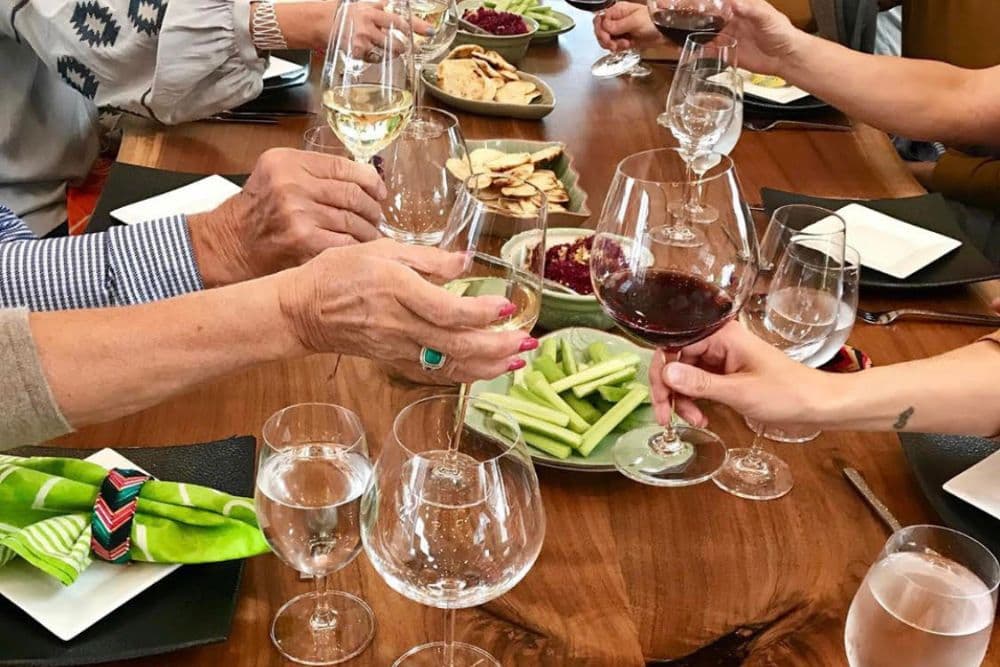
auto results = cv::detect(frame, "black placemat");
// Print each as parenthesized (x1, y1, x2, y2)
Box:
(899, 433, 1000, 559)
(0, 437, 256, 666)
(88, 164, 247, 234)
(744, 93, 831, 118)
(761, 189, 1000, 290)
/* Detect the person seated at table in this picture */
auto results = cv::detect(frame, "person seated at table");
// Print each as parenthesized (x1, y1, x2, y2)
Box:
(0, 149, 385, 311)
(648, 318, 1000, 438)
(1, 239, 536, 447)
(1, 0, 428, 236)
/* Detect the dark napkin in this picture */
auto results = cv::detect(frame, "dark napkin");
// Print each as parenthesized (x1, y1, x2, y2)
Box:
(235, 50, 314, 115)
(761, 189, 1000, 290)
(0, 437, 256, 666)
(88, 164, 247, 234)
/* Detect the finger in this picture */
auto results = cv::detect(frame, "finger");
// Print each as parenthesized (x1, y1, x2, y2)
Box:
(411, 16, 434, 35)
(371, 9, 413, 34)
(399, 277, 516, 330)
(367, 241, 470, 281)
(413, 322, 529, 363)
(648, 351, 669, 406)
(310, 178, 384, 226)
(441, 354, 527, 384)
(297, 151, 387, 201)
(673, 398, 708, 428)
(611, 38, 632, 51)
(663, 361, 740, 405)
(302, 229, 360, 257)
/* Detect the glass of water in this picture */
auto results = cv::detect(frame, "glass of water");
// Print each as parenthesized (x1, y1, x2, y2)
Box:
(846, 525, 998, 667)
(256, 403, 375, 665)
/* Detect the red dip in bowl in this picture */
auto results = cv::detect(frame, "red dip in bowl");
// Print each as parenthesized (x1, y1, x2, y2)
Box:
(534, 236, 599, 295)
(463, 8, 530, 35)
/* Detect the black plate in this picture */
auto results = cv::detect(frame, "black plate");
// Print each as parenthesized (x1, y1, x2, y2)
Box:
(0, 437, 256, 666)
(744, 92, 830, 117)
(761, 189, 1000, 290)
(900, 433, 1000, 559)
(262, 49, 311, 91)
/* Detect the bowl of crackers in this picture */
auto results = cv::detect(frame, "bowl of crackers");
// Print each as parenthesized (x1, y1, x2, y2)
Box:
(422, 45, 555, 120)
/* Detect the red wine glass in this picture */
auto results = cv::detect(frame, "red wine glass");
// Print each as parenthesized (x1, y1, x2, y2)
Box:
(647, 0, 731, 46)
(568, 0, 652, 78)
(590, 148, 758, 486)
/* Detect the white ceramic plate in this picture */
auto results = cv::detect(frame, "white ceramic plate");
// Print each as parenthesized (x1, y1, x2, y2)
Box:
(0, 449, 180, 641)
(944, 449, 1000, 522)
(110, 175, 242, 225)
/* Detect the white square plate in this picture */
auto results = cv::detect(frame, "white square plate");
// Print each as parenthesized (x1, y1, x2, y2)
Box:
(944, 449, 1000, 522)
(0, 449, 180, 641)
(264, 56, 304, 80)
(738, 69, 811, 105)
(110, 175, 242, 225)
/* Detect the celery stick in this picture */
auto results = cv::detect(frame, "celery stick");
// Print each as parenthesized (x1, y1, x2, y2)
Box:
(549, 354, 640, 393)
(476, 392, 570, 427)
(526, 371, 591, 434)
(564, 393, 603, 424)
(522, 431, 572, 459)
(625, 381, 653, 404)
(560, 338, 578, 376)
(540, 338, 559, 361)
(532, 355, 565, 382)
(512, 366, 526, 388)
(571, 367, 637, 399)
(579, 386, 649, 456)
(587, 342, 611, 364)
(597, 385, 629, 403)
(475, 401, 582, 447)
(535, 14, 561, 28)
(510, 384, 546, 406)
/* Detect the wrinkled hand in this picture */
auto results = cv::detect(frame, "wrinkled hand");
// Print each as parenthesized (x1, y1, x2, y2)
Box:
(277, 239, 536, 383)
(649, 321, 831, 427)
(593, 3, 662, 52)
(189, 148, 386, 287)
(721, 0, 801, 76)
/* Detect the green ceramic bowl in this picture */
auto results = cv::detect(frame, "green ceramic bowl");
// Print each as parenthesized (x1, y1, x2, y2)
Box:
(421, 65, 555, 120)
(455, 2, 538, 64)
(529, 9, 576, 43)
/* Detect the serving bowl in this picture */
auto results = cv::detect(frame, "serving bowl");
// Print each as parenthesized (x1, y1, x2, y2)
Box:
(455, 2, 539, 64)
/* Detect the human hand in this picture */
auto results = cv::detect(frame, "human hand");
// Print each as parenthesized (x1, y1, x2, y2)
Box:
(721, 0, 803, 76)
(277, 239, 537, 383)
(272, 1, 433, 52)
(189, 148, 386, 287)
(593, 3, 662, 52)
(648, 321, 833, 427)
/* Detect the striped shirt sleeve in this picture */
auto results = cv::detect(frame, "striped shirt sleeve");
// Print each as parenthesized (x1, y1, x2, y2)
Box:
(0, 205, 204, 310)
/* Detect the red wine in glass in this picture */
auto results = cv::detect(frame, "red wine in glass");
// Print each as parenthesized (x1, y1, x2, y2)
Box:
(651, 8, 726, 45)
(598, 268, 735, 351)
(565, 0, 614, 12)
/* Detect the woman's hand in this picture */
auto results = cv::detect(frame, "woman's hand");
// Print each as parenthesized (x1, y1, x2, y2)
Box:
(721, 0, 804, 76)
(278, 239, 536, 383)
(593, 3, 663, 52)
(649, 321, 833, 427)
(272, 1, 433, 53)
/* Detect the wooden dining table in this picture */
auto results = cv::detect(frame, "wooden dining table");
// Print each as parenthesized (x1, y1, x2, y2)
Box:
(55, 12, 999, 666)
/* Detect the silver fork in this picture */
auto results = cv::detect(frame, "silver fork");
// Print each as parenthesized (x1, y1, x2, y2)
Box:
(743, 118, 852, 132)
(857, 307, 1000, 327)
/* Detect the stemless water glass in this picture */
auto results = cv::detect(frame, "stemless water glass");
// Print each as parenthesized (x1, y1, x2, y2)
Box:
(377, 107, 469, 245)
(361, 394, 546, 667)
(568, 0, 651, 78)
(845, 525, 999, 667)
(647, 0, 731, 46)
(590, 148, 758, 487)
(323, 0, 416, 163)
(256, 403, 375, 665)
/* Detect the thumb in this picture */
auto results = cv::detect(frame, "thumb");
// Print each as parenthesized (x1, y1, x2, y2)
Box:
(663, 362, 740, 404)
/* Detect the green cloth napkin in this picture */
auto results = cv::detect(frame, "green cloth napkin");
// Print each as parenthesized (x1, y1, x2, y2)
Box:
(0, 455, 269, 585)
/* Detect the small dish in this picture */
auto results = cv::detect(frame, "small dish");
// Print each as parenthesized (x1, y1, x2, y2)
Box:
(421, 65, 555, 120)
(456, 2, 538, 64)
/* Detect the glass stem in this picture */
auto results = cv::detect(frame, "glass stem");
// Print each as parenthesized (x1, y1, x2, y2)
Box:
(650, 350, 686, 455)
(443, 607, 457, 666)
(737, 422, 770, 476)
(310, 575, 338, 632)
(415, 64, 425, 105)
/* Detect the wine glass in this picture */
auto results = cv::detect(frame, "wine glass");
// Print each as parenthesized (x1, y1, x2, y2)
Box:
(569, 0, 651, 79)
(323, 0, 416, 164)
(256, 403, 375, 665)
(377, 107, 469, 245)
(715, 233, 846, 501)
(361, 394, 545, 667)
(647, 0, 731, 46)
(411, 0, 459, 111)
(590, 147, 758, 487)
(845, 525, 998, 667)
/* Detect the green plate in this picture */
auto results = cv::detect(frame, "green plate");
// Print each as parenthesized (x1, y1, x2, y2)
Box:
(468, 328, 658, 472)
(530, 9, 576, 43)
(421, 65, 556, 120)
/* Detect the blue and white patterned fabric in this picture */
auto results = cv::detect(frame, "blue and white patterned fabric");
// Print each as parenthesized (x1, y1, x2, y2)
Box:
(0, 204, 203, 311)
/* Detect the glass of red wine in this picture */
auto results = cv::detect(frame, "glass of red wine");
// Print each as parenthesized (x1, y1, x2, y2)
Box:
(648, 0, 731, 46)
(569, 0, 651, 78)
(590, 148, 758, 487)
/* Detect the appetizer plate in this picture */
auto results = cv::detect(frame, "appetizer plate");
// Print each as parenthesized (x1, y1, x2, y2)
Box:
(421, 65, 555, 120)
(530, 10, 576, 42)
(468, 328, 657, 472)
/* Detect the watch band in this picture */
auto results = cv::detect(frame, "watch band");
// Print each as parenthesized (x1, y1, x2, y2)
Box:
(252, 1, 288, 51)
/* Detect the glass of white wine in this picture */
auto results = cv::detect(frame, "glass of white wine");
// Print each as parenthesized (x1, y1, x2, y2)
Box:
(323, 0, 416, 164)
(410, 0, 459, 115)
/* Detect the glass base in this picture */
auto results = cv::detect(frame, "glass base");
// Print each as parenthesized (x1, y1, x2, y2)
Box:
(688, 203, 719, 224)
(393, 642, 500, 667)
(744, 416, 820, 443)
(378, 221, 443, 246)
(613, 424, 728, 487)
(591, 50, 642, 78)
(713, 448, 793, 500)
(270, 591, 375, 665)
(627, 63, 652, 78)
(647, 223, 703, 247)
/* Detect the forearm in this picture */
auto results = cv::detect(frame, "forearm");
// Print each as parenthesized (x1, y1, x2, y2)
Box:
(30, 273, 303, 427)
(271, 1, 333, 49)
(814, 341, 1000, 437)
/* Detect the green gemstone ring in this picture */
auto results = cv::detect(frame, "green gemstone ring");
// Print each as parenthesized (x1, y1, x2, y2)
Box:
(419, 347, 446, 371)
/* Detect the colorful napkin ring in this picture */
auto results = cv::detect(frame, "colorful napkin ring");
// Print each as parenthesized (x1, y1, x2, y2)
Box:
(90, 468, 151, 564)
(820, 344, 873, 373)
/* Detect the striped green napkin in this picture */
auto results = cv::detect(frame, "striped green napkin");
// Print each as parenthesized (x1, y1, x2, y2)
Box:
(0, 455, 269, 585)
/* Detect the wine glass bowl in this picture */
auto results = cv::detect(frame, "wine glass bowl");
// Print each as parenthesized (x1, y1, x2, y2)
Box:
(648, 0, 731, 46)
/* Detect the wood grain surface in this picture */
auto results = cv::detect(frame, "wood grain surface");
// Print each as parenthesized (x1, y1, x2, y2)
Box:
(56, 11, 999, 666)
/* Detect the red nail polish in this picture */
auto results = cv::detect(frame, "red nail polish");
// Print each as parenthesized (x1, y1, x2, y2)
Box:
(519, 338, 539, 352)
(507, 358, 527, 372)
(498, 303, 517, 318)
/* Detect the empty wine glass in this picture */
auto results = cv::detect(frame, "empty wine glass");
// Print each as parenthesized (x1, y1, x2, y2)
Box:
(647, 0, 731, 47)
(378, 107, 469, 245)
(845, 525, 998, 667)
(256, 403, 374, 665)
(590, 148, 758, 487)
(361, 394, 545, 667)
(323, 0, 416, 163)
(569, 0, 651, 78)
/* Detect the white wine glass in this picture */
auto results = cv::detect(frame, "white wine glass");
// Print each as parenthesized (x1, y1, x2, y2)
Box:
(361, 394, 545, 667)
(845, 525, 998, 667)
(411, 0, 459, 111)
(256, 403, 375, 665)
(323, 0, 416, 164)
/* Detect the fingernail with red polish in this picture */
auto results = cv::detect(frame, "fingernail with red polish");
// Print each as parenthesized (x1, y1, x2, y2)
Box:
(507, 358, 527, 372)
(519, 338, 539, 352)
(498, 302, 517, 318)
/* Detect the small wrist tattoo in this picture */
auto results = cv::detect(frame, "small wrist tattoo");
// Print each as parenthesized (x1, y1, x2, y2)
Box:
(893, 406, 915, 430)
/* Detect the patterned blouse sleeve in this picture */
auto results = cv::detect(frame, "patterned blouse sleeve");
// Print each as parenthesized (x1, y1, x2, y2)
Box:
(3, 0, 266, 124)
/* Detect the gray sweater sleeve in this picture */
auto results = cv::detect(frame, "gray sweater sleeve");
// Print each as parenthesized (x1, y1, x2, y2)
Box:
(0, 309, 72, 448)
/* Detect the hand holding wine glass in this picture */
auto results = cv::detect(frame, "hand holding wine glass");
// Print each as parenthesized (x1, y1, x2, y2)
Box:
(569, 0, 652, 78)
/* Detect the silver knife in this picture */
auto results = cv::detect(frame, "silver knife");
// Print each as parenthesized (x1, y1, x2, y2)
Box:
(843, 467, 903, 533)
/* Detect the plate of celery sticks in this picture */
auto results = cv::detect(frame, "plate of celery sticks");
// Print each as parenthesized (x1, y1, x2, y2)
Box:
(468, 328, 657, 471)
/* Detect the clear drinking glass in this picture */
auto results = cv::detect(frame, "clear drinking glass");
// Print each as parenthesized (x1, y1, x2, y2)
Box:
(590, 148, 758, 486)
(377, 107, 469, 245)
(569, 0, 651, 78)
(716, 233, 846, 500)
(647, 0, 731, 47)
(361, 394, 546, 667)
(845, 525, 999, 667)
(303, 124, 352, 157)
(411, 0, 459, 109)
(256, 403, 375, 665)
(323, 0, 416, 163)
